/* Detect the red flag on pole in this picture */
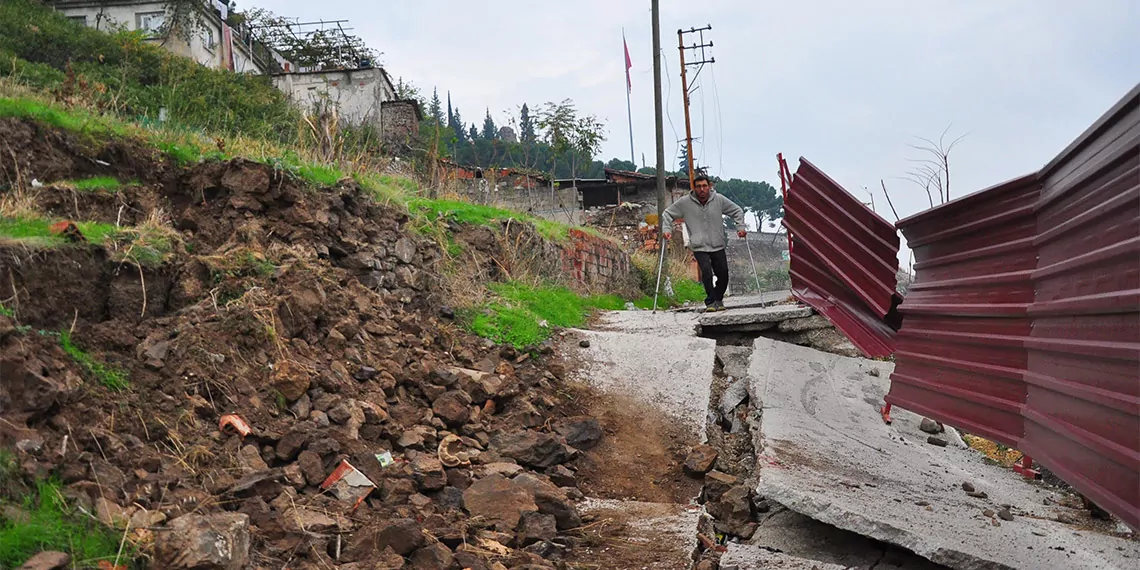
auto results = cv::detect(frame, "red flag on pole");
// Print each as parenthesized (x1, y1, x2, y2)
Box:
(623, 33, 632, 93)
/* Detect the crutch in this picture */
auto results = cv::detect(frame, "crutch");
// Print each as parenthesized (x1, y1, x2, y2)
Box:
(744, 232, 761, 294)
(652, 230, 668, 313)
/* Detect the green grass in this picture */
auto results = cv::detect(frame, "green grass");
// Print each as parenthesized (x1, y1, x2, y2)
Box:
(466, 282, 629, 347)
(59, 329, 129, 391)
(0, 479, 126, 568)
(632, 279, 707, 309)
(0, 217, 121, 246)
(297, 164, 344, 187)
(0, 97, 119, 138)
(0, 303, 13, 318)
(64, 176, 136, 192)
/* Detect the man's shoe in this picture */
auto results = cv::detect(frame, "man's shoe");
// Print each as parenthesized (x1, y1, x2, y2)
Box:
(712, 301, 727, 311)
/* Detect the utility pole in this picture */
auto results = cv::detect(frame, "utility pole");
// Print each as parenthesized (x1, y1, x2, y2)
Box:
(678, 25, 714, 190)
(652, 0, 666, 230)
(652, 0, 665, 277)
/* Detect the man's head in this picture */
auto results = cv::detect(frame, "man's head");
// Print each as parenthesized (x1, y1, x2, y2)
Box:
(693, 174, 712, 202)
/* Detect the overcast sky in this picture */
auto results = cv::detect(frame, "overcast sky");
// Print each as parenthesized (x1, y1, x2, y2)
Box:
(257, 0, 1138, 259)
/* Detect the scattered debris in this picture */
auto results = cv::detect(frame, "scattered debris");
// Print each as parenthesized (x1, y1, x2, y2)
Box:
(320, 460, 377, 508)
(218, 414, 251, 438)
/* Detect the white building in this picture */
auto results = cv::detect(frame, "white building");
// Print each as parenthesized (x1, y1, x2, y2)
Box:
(49, 0, 275, 74)
(272, 67, 396, 129)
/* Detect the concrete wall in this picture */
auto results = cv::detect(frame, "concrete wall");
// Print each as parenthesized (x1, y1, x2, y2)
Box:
(54, 1, 262, 73)
(273, 68, 395, 128)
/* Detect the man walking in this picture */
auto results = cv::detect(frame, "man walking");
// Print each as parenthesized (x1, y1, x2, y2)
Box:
(661, 174, 747, 312)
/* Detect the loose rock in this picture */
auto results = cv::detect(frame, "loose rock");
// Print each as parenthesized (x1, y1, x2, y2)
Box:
(579, 339, 591, 348)
(17, 551, 71, 570)
(927, 436, 948, 447)
(463, 474, 539, 530)
(684, 445, 719, 475)
(920, 417, 944, 434)
(492, 430, 573, 469)
(998, 507, 1014, 521)
(516, 512, 558, 545)
(552, 416, 604, 450)
(155, 513, 250, 570)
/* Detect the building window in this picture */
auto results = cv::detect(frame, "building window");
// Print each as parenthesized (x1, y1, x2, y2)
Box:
(136, 11, 166, 36)
(67, 15, 87, 27)
(203, 27, 217, 51)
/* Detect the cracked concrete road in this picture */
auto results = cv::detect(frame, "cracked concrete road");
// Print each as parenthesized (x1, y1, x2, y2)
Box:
(747, 337, 1140, 570)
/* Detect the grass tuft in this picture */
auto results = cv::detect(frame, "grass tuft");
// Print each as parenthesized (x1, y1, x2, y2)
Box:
(0, 217, 120, 246)
(464, 282, 627, 347)
(64, 176, 133, 192)
(59, 329, 129, 391)
(0, 479, 126, 568)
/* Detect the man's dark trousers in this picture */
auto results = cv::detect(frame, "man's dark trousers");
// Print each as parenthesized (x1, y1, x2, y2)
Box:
(693, 249, 729, 306)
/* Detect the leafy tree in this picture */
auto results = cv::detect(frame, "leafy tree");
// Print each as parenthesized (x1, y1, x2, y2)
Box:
(520, 103, 536, 144)
(535, 98, 606, 181)
(429, 88, 443, 125)
(482, 108, 498, 141)
(678, 143, 690, 176)
(606, 158, 637, 172)
(715, 177, 784, 224)
(468, 124, 479, 142)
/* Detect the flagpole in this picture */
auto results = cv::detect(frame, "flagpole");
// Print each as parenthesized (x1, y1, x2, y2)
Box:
(624, 29, 635, 167)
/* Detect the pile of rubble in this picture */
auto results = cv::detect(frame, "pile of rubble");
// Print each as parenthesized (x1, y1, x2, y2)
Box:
(0, 118, 606, 569)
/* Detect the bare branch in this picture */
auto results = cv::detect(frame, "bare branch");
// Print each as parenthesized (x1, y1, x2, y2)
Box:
(881, 179, 900, 222)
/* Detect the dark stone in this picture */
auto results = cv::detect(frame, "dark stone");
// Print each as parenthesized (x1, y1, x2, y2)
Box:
(410, 543, 454, 570)
(411, 455, 447, 492)
(998, 507, 1014, 521)
(297, 450, 325, 487)
(927, 436, 949, 447)
(432, 390, 473, 426)
(516, 512, 558, 546)
(553, 416, 604, 451)
(353, 366, 379, 382)
(376, 518, 427, 556)
(492, 430, 573, 469)
(275, 431, 307, 461)
(578, 339, 591, 348)
(432, 486, 465, 511)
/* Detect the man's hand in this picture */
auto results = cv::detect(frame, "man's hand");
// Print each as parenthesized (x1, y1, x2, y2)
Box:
(737, 229, 748, 238)
(663, 233, 672, 241)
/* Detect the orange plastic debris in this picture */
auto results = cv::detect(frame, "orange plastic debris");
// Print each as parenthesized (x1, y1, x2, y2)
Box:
(218, 414, 252, 438)
(49, 220, 86, 242)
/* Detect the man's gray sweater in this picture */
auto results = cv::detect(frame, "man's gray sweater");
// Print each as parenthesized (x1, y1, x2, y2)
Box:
(660, 190, 746, 252)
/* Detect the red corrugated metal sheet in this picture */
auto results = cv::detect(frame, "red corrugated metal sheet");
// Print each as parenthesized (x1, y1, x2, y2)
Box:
(887, 83, 1140, 530)
(784, 158, 900, 357)
(888, 174, 1040, 446)
(1021, 86, 1140, 530)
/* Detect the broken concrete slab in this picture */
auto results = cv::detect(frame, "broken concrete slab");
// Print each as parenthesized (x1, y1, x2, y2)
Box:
(747, 337, 1140, 570)
(698, 305, 812, 333)
(575, 498, 701, 570)
(744, 507, 949, 569)
(591, 310, 701, 336)
(719, 544, 848, 570)
(569, 328, 715, 436)
(675, 291, 792, 313)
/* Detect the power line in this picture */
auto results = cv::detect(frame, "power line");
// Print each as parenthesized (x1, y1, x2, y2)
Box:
(661, 47, 680, 172)
(711, 63, 724, 176)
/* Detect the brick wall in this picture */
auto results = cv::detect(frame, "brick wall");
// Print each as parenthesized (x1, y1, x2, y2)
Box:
(557, 229, 638, 297)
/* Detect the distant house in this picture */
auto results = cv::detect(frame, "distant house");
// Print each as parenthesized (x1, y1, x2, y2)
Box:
(47, 0, 283, 74)
(272, 66, 396, 129)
